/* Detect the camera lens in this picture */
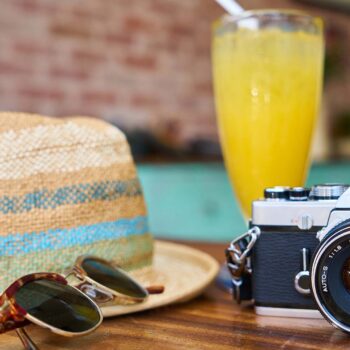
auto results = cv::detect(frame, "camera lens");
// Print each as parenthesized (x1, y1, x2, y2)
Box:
(342, 258, 350, 294)
(311, 219, 350, 333)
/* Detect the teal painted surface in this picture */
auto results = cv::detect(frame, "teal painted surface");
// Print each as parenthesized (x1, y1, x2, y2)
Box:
(137, 162, 350, 243)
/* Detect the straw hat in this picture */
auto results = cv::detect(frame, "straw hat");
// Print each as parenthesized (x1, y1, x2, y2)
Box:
(0, 112, 219, 316)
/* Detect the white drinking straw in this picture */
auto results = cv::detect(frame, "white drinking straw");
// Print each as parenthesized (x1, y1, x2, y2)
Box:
(215, 0, 244, 16)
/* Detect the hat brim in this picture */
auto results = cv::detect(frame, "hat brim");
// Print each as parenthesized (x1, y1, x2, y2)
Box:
(100, 240, 220, 317)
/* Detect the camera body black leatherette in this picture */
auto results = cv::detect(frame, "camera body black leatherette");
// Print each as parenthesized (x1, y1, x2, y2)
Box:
(252, 227, 320, 309)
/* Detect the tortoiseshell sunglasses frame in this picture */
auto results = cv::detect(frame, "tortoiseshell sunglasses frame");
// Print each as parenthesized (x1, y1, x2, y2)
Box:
(0, 272, 103, 337)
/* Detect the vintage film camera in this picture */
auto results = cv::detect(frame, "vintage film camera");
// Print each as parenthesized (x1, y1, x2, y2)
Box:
(226, 184, 350, 333)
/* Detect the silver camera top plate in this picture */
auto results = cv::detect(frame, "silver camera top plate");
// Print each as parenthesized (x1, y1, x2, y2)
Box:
(252, 199, 337, 229)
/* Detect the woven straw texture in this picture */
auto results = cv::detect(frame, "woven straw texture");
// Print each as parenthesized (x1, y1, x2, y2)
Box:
(0, 112, 153, 291)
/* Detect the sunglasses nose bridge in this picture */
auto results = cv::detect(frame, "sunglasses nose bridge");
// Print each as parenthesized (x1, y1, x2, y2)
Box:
(64, 266, 86, 282)
(78, 283, 114, 303)
(73, 265, 86, 278)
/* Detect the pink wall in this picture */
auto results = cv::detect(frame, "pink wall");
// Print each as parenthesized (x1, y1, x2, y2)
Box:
(0, 0, 222, 147)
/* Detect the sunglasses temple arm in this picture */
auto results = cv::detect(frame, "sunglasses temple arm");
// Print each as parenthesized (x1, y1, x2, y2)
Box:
(146, 285, 165, 294)
(16, 328, 39, 350)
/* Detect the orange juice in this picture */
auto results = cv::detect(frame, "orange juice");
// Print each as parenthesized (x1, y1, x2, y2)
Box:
(213, 24, 324, 216)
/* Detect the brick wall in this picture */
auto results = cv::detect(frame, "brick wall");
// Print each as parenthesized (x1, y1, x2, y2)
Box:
(0, 0, 349, 154)
(0, 0, 223, 148)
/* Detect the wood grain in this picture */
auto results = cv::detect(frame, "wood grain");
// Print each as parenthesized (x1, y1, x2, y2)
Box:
(0, 242, 350, 350)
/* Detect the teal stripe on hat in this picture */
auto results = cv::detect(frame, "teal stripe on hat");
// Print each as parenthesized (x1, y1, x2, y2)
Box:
(0, 216, 148, 256)
(0, 178, 142, 214)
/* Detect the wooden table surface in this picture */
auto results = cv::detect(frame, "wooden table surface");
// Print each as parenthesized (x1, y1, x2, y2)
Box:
(1, 242, 350, 350)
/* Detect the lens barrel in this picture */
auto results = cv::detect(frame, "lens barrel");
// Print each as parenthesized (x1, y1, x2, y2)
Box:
(311, 219, 350, 333)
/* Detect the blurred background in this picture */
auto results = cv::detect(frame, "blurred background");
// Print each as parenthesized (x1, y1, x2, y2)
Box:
(0, 0, 349, 241)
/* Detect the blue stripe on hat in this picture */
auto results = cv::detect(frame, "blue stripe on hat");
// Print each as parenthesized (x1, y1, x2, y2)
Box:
(0, 216, 148, 256)
(0, 178, 142, 215)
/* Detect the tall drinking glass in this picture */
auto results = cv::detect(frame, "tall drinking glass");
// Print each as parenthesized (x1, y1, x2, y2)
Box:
(212, 10, 324, 218)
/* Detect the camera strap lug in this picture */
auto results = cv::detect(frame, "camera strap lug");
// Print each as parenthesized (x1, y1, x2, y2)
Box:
(225, 226, 260, 304)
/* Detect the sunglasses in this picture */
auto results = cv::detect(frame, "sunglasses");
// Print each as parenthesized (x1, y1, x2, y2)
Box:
(69, 255, 163, 303)
(1, 256, 164, 350)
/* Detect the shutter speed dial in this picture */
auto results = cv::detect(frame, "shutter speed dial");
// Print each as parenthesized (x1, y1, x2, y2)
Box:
(310, 184, 349, 200)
